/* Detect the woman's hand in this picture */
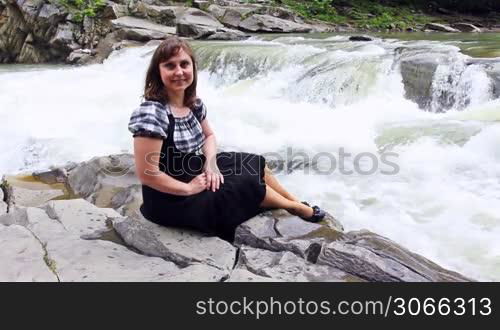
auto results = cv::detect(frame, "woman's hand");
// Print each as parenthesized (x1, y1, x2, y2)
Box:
(203, 157, 224, 192)
(186, 173, 207, 195)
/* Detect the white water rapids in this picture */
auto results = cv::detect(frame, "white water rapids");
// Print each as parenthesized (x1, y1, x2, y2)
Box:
(1, 35, 499, 281)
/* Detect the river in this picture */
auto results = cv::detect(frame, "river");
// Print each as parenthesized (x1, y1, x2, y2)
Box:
(1, 32, 499, 281)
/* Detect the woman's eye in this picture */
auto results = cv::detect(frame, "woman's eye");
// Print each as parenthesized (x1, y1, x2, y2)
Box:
(181, 61, 190, 68)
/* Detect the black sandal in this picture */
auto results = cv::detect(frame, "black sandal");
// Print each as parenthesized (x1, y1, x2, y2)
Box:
(300, 202, 326, 223)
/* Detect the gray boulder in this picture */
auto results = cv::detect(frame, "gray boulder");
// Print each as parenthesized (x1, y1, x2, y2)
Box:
(206, 4, 226, 20)
(424, 23, 460, 33)
(1, 175, 65, 208)
(205, 27, 250, 41)
(111, 16, 176, 41)
(176, 7, 223, 38)
(110, 183, 142, 217)
(239, 14, 312, 33)
(129, 3, 179, 26)
(0, 1, 69, 63)
(451, 23, 482, 33)
(398, 51, 450, 110)
(33, 167, 68, 184)
(67, 153, 140, 208)
(235, 208, 470, 282)
(316, 230, 472, 282)
(349, 35, 372, 41)
(66, 48, 93, 65)
(234, 209, 343, 262)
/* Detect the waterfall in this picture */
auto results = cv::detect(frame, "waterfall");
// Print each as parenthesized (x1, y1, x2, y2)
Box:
(1, 34, 500, 280)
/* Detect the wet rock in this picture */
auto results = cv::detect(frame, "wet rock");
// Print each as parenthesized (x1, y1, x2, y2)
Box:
(66, 48, 93, 65)
(236, 246, 364, 282)
(424, 23, 460, 33)
(0, 224, 58, 281)
(349, 35, 372, 41)
(110, 183, 142, 217)
(398, 51, 450, 110)
(204, 27, 250, 41)
(32, 168, 68, 184)
(112, 215, 236, 271)
(118, 27, 167, 41)
(451, 23, 482, 33)
(239, 14, 312, 33)
(8, 184, 64, 208)
(67, 153, 140, 208)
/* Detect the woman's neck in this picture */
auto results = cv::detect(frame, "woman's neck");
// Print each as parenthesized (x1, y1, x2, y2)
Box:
(166, 90, 185, 108)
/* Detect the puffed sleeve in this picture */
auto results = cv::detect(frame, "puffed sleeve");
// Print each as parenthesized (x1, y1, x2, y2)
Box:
(192, 98, 207, 123)
(128, 101, 169, 139)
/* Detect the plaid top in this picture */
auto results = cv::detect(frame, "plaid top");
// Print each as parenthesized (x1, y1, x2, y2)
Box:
(128, 98, 207, 153)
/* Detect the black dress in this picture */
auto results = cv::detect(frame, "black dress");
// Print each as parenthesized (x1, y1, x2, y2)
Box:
(137, 105, 267, 242)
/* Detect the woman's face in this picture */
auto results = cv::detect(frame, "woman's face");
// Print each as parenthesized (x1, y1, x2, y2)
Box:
(159, 48, 194, 94)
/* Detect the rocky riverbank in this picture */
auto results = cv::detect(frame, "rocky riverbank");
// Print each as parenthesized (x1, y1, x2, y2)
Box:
(0, 154, 472, 281)
(0, 0, 495, 65)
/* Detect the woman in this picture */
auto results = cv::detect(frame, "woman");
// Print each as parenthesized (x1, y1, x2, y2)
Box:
(129, 36, 325, 241)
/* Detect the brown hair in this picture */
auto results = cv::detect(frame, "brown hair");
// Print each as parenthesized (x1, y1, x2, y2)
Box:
(144, 36, 198, 107)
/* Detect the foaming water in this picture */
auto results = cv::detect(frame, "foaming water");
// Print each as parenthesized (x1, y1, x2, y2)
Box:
(1, 36, 500, 280)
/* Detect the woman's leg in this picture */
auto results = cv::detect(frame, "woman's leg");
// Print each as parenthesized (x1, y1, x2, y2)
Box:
(260, 184, 313, 218)
(263, 166, 300, 202)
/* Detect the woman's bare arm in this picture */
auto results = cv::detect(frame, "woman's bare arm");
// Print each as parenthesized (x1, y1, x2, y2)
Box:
(134, 137, 205, 196)
(200, 119, 224, 191)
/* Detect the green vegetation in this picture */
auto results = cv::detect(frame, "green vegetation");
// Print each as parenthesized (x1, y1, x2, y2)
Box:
(55, 0, 106, 23)
(274, 0, 437, 29)
(53, 0, 106, 50)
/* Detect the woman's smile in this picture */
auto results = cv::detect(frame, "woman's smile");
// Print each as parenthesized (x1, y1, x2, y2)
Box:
(159, 48, 194, 93)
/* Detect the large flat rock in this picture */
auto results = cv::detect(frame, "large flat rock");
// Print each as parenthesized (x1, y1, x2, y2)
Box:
(0, 224, 58, 282)
(46, 236, 225, 282)
(111, 16, 176, 35)
(0, 206, 225, 281)
(239, 14, 312, 33)
(42, 199, 122, 239)
(112, 215, 236, 271)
